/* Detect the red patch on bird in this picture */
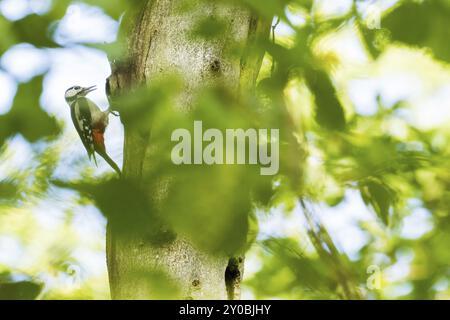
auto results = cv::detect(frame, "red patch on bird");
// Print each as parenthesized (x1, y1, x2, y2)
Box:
(92, 129, 105, 152)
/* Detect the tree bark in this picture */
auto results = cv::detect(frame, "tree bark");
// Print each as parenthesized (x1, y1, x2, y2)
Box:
(105, 0, 270, 299)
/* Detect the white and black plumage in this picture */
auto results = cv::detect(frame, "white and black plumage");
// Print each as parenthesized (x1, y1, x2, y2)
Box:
(65, 85, 121, 175)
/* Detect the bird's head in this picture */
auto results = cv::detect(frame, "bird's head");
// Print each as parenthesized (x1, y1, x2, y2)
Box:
(64, 85, 97, 104)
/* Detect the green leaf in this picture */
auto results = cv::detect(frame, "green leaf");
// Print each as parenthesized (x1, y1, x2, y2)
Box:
(0, 76, 61, 145)
(191, 16, 228, 40)
(304, 68, 346, 131)
(247, 238, 344, 299)
(0, 281, 43, 300)
(383, 0, 450, 62)
(0, 16, 17, 56)
(0, 180, 19, 202)
(12, 14, 59, 48)
(52, 178, 173, 244)
(360, 180, 394, 225)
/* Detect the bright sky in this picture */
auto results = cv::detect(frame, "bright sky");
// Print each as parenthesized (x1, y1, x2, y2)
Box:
(0, 0, 447, 299)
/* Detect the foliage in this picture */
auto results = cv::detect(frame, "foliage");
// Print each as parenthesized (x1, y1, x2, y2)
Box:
(0, 0, 449, 300)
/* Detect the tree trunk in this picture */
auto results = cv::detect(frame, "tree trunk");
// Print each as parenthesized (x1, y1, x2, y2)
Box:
(105, 0, 270, 299)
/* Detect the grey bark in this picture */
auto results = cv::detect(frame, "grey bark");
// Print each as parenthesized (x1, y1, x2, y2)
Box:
(105, 0, 270, 299)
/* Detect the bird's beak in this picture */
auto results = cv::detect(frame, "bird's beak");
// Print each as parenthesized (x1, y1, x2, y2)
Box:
(83, 85, 97, 95)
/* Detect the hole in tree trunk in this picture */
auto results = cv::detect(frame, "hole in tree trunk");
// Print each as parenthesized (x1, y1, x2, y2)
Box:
(225, 257, 242, 300)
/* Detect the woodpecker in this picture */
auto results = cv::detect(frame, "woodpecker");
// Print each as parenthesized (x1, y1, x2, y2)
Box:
(65, 85, 121, 175)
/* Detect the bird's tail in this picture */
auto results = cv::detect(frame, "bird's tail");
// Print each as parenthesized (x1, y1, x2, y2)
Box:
(96, 149, 122, 176)
(91, 152, 98, 167)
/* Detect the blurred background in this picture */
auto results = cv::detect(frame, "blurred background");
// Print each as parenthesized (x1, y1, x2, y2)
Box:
(0, 0, 449, 299)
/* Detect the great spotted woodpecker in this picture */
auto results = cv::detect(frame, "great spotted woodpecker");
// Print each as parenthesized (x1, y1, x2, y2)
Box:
(65, 85, 121, 175)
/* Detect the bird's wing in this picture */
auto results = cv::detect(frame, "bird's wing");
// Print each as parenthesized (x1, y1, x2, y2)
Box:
(70, 97, 96, 162)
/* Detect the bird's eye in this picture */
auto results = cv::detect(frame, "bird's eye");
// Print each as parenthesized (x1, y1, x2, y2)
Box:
(74, 86, 81, 90)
